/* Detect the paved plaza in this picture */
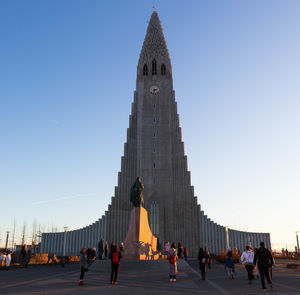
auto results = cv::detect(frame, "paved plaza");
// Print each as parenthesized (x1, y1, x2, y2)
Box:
(0, 259, 299, 295)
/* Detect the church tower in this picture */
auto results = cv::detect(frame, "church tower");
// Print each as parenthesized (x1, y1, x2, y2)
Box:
(105, 11, 200, 254)
(40, 11, 271, 257)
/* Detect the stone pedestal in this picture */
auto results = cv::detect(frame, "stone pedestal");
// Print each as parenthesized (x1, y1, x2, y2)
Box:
(123, 207, 158, 260)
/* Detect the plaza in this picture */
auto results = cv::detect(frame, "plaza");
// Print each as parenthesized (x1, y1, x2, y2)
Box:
(0, 259, 299, 294)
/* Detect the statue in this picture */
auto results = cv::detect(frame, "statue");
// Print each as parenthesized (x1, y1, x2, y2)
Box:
(129, 177, 144, 207)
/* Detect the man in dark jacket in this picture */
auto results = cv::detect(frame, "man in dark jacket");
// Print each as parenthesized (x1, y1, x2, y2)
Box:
(109, 243, 122, 285)
(253, 242, 273, 292)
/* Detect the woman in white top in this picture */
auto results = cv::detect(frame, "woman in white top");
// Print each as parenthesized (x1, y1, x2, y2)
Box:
(6, 251, 12, 270)
(241, 246, 255, 282)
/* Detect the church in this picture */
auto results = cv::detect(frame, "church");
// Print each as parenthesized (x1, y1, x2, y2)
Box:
(41, 11, 271, 257)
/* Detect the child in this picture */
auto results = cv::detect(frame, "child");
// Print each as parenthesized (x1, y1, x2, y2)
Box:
(78, 248, 87, 286)
(225, 250, 234, 279)
(168, 243, 178, 282)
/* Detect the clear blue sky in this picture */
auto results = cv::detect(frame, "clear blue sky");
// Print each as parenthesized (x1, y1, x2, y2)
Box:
(0, 0, 299, 250)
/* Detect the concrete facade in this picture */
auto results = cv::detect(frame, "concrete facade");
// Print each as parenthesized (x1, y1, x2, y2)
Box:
(40, 11, 271, 256)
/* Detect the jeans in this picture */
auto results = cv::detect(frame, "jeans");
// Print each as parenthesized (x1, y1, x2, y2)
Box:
(245, 265, 254, 280)
(80, 266, 85, 280)
(111, 263, 120, 283)
(258, 267, 272, 289)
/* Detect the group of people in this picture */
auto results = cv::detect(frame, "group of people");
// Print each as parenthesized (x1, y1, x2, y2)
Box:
(78, 239, 274, 292)
(0, 250, 12, 271)
(79, 241, 124, 286)
(224, 242, 274, 292)
(97, 239, 109, 260)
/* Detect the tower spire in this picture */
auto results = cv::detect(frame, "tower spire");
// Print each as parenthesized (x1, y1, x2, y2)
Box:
(137, 11, 172, 78)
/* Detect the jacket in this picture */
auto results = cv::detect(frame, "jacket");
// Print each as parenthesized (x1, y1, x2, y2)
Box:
(254, 246, 273, 268)
(80, 252, 87, 269)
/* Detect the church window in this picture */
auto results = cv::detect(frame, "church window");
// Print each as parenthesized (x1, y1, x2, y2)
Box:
(153, 117, 156, 123)
(152, 59, 157, 75)
(143, 64, 148, 76)
(153, 132, 156, 137)
(153, 178, 156, 184)
(153, 147, 156, 153)
(153, 104, 156, 108)
(153, 162, 156, 168)
(150, 201, 159, 235)
(161, 64, 166, 75)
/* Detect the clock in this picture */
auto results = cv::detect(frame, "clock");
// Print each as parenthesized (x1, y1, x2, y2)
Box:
(150, 85, 160, 94)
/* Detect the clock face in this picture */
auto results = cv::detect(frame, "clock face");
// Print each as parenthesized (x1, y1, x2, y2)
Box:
(150, 85, 160, 94)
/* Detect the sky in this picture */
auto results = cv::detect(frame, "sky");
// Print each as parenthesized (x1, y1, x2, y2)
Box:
(0, 0, 299, 251)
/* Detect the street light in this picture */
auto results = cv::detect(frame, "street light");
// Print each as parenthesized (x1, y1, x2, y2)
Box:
(62, 226, 68, 267)
(225, 226, 230, 250)
(295, 231, 299, 253)
(5, 231, 10, 250)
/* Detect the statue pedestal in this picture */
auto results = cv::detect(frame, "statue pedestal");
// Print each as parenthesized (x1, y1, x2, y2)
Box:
(123, 207, 159, 260)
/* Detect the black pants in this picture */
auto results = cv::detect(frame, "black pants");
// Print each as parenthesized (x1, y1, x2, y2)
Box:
(199, 263, 206, 280)
(258, 267, 272, 289)
(245, 265, 254, 280)
(80, 266, 85, 280)
(111, 263, 120, 283)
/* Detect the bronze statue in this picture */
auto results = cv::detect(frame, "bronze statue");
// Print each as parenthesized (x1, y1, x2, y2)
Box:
(129, 177, 144, 207)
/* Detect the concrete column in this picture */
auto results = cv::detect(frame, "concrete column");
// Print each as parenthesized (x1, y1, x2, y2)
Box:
(84, 227, 88, 248)
(72, 230, 76, 255)
(88, 225, 92, 247)
(52, 233, 57, 255)
(236, 231, 241, 251)
(67, 231, 72, 255)
(204, 216, 208, 249)
(58, 232, 63, 256)
(76, 230, 80, 254)
(104, 212, 107, 243)
(199, 210, 203, 247)
(96, 220, 100, 248)
(48, 234, 52, 254)
(217, 225, 222, 253)
(78, 229, 82, 249)
(211, 222, 215, 254)
(208, 219, 212, 252)
(99, 219, 103, 244)
(52, 233, 57, 254)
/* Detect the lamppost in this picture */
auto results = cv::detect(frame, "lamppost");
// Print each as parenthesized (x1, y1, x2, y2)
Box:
(5, 231, 10, 250)
(62, 226, 68, 267)
(295, 231, 299, 253)
(225, 226, 230, 250)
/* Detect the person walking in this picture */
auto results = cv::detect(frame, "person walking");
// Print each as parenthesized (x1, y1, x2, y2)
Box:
(98, 239, 104, 260)
(205, 248, 212, 269)
(198, 248, 208, 280)
(109, 243, 122, 285)
(104, 241, 108, 259)
(167, 243, 178, 282)
(183, 248, 188, 260)
(225, 250, 234, 279)
(177, 242, 183, 259)
(241, 246, 255, 283)
(254, 242, 274, 292)
(78, 248, 87, 286)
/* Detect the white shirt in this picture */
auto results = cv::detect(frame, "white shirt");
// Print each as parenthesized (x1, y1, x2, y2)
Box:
(6, 254, 11, 267)
(241, 250, 254, 264)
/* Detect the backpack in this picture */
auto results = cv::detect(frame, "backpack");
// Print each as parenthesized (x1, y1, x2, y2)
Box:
(112, 251, 119, 264)
(169, 254, 176, 264)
